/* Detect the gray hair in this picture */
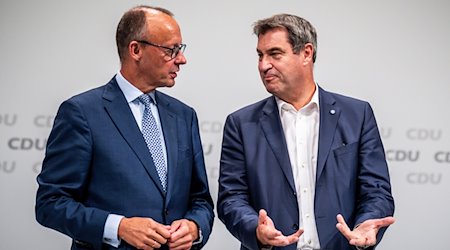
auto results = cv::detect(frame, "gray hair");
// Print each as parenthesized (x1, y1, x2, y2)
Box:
(116, 5, 174, 62)
(253, 14, 317, 62)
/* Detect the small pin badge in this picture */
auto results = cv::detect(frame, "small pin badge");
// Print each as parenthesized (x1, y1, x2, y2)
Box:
(330, 109, 336, 115)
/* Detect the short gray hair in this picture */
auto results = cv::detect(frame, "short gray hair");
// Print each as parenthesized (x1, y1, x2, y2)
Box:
(253, 14, 317, 62)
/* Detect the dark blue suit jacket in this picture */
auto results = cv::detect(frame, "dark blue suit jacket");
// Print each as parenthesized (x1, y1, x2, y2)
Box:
(36, 78, 214, 249)
(217, 87, 394, 250)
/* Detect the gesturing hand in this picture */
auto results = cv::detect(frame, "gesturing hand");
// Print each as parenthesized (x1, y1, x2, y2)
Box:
(256, 209, 303, 247)
(335, 214, 395, 248)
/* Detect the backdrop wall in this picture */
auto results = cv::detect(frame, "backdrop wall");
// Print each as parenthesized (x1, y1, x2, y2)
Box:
(1, 0, 449, 249)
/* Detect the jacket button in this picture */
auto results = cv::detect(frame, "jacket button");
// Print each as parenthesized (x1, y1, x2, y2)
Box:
(292, 224, 299, 230)
(165, 209, 169, 215)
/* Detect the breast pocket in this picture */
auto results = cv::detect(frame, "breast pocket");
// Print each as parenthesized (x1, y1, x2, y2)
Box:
(333, 141, 359, 172)
(333, 141, 358, 157)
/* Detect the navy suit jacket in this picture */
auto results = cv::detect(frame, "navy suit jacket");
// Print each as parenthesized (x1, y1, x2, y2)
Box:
(36, 77, 214, 250)
(217, 87, 394, 250)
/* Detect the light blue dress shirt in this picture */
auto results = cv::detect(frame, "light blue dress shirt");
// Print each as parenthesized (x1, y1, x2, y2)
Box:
(102, 72, 168, 247)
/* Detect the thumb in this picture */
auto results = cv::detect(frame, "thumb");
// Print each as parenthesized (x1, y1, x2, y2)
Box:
(377, 216, 396, 228)
(259, 209, 268, 225)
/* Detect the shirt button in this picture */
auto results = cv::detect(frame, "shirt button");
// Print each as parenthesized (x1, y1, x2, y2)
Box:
(308, 239, 312, 244)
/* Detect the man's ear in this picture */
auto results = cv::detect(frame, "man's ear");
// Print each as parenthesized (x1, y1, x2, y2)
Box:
(128, 41, 142, 61)
(302, 43, 314, 65)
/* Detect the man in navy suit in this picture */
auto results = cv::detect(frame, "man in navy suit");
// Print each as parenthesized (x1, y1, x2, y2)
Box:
(36, 6, 214, 250)
(217, 14, 394, 250)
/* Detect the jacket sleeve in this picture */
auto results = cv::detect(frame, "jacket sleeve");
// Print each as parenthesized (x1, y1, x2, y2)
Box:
(355, 103, 395, 243)
(183, 109, 215, 249)
(217, 114, 260, 250)
(35, 99, 109, 249)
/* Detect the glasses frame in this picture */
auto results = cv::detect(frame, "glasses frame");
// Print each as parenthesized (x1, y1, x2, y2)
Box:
(137, 40, 186, 60)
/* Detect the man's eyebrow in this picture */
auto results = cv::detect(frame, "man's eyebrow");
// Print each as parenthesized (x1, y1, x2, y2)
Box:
(267, 47, 283, 53)
(257, 47, 284, 54)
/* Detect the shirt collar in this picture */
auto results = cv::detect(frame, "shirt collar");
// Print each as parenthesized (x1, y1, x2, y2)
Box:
(115, 71, 157, 104)
(276, 83, 320, 115)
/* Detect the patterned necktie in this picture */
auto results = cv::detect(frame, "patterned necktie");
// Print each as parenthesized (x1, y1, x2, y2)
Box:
(138, 94, 167, 191)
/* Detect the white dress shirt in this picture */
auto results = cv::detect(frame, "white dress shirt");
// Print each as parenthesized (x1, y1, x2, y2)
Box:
(276, 85, 321, 250)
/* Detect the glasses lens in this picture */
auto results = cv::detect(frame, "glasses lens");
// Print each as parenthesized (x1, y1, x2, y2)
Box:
(170, 44, 186, 59)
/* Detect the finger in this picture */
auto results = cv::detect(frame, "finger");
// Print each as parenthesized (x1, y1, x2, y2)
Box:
(169, 220, 182, 234)
(283, 228, 304, 245)
(168, 236, 192, 250)
(336, 214, 351, 232)
(154, 224, 171, 241)
(170, 224, 188, 242)
(375, 216, 396, 228)
(336, 214, 354, 240)
(143, 238, 161, 249)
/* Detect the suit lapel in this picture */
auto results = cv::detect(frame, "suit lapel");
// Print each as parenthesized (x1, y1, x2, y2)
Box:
(260, 96, 296, 192)
(317, 87, 340, 179)
(102, 78, 166, 195)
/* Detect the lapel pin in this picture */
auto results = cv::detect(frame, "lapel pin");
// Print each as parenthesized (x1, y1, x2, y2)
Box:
(330, 109, 336, 115)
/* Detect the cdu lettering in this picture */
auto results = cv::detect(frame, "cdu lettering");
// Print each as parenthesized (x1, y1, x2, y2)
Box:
(0, 161, 16, 173)
(0, 114, 18, 126)
(202, 143, 213, 156)
(34, 115, 55, 128)
(200, 121, 223, 133)
(8, 137, 47, 150)
(406, 128, 442, 141)
(386, 150, 420, 162)
(406, 172, 442, 184)
(434, 151, 450, 163)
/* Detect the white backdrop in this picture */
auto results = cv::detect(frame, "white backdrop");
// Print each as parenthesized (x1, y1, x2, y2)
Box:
(1, 0, 449, 249)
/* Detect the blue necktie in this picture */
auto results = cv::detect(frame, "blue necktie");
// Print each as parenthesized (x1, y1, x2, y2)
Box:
(138, 94, 167, 191)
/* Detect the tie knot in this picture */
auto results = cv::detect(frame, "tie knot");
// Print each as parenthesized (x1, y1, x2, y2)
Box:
(137, 94, 154, 107)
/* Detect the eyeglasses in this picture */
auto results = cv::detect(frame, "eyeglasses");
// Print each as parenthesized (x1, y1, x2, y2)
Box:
(137, 40, 186, 60)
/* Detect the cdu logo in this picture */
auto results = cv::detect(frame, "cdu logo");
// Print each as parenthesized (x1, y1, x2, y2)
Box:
(0, 114, 18, 127)
(202, 143, 213, 156)
(386, 149, 420, 162)
(34, 115, 55, 128)
(434, 151, 450, 163)
(406, 172, 442, 184)
(200, 121, 223, 134)
(0, 161, 16, 174)
(406, 128, 442, 141)
(8, 137, 47, 151)
(206, 165, 219, 179)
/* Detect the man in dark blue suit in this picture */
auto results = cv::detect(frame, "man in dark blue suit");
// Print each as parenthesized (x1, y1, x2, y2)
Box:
(217, 14, 394, 250)
(35, 6, 214, 250)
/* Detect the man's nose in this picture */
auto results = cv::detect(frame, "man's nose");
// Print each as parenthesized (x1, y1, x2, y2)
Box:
(174, 50, 187, 65)
(259, 57, 272, 72)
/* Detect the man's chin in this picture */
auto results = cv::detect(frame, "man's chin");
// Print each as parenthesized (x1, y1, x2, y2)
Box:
(263, 82, 278, 94)
(160, 80, 176, 88)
